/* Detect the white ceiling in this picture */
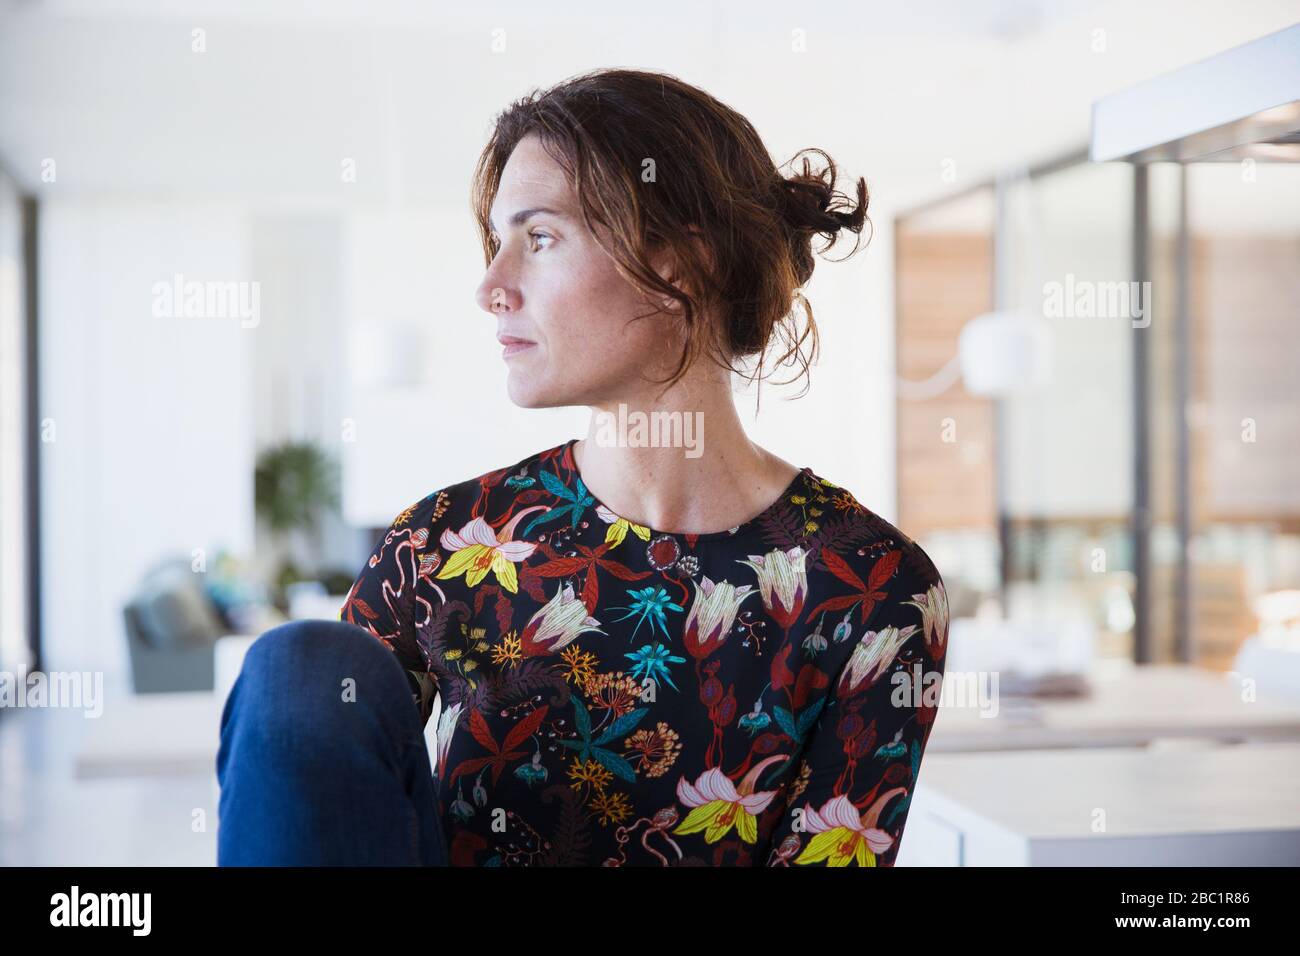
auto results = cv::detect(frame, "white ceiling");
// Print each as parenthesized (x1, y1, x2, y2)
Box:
(1, 0, 1297, 224)
(0, 0, 1105, 205)
(2, 0, 1104, 37)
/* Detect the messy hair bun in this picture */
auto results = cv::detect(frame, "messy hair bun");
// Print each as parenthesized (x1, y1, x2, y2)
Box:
(776, 148, 871, 287)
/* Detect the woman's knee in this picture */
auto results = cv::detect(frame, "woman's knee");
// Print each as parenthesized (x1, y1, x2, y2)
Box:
(228, 618, 413, 732)
(243, 619, 403, 686)
(244, 618, 387, 668)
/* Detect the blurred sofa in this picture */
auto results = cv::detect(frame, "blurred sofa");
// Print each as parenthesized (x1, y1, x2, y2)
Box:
(122, 559, 228, 693)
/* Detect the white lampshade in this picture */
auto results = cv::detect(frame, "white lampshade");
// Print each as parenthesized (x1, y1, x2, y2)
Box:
(958, 310, 1052, 396)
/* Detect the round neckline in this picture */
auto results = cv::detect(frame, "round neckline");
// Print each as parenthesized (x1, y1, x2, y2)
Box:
(559, 437, 811, 543)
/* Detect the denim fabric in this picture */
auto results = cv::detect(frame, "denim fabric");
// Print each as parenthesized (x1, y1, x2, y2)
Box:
(216, 619, 448, 866)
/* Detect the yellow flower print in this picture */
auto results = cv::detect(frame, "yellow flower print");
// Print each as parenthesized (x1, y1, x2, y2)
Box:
(595, 503, 652, 549)
(793, 789, 907, 867)
(558, 645, 599, 687)
(434, 506, 548, 593)
(491, 630, 523, 668)
(673, 756, 785, 844)
(590, 789, 633, 826)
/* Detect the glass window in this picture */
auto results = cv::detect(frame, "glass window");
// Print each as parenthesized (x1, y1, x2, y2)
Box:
(999, 161, 1137, 661)
(895, 187, 998, 623)
(1183, 162, 1300, 669)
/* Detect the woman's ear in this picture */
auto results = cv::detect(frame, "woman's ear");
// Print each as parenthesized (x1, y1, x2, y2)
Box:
(655, 226, 713, 312)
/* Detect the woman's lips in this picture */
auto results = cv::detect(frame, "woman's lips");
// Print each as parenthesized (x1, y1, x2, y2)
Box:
(498, 333, 536, 358)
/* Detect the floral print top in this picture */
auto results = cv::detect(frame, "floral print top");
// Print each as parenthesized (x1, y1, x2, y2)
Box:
(340, 437, 948, 867)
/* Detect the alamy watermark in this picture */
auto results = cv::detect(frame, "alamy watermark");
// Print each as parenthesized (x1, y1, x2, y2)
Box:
(50, 885, 150, 935)
(891, 665, 1001, 718)
(591, 404, 704, 457)
(1043, 272, 1151, 328)
(151, 272, 260, 328)
(0, 669, 104, 718)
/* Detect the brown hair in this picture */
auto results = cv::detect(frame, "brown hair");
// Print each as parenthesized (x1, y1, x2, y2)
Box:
(471, 67, 871, 403)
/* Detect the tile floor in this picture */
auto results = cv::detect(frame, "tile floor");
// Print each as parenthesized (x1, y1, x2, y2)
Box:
(0, 703, 217, 866)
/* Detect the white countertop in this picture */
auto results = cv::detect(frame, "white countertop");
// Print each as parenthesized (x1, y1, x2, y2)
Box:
(928, 662, 1300, 752)
(915, 740, 1300, 839)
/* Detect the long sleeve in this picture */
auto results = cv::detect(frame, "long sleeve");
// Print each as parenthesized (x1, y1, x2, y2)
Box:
(339, 499, 441, 729)
(764, 547, 949, 867)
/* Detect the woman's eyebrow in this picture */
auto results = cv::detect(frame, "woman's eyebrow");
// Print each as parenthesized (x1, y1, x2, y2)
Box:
(488, 206, 572, 231)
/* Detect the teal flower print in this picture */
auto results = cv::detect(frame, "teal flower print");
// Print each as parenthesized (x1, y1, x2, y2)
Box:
(608, 586, 684, 642)
(514, 749, 549, 787)
(739, 682, 773, 736)
(625, 642, 686, 693)
(558, 696, 648, 784)
(449, 780, 475, 824)
(523, 469, 595, 537)
(762, 696, 828, 787)
(882, 740, 926, 829)
(802, 613, 829, 656)
(832, 604, 858, 643)
(505, 466, 536, 492)
(875, 727, 908, 761)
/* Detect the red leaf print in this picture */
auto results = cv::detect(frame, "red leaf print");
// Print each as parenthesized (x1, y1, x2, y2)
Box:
(598, 559, 651, 582)
(771, 644, 795, 692)
(806, 549, 901, 626)
(533, 557, 589, 577)
(349, 599, 378, 621)
(821, 548, 866, 591)
(866, 550, 902, 590)
(519, 569, 548, 604)
(446, 755, 493, 786)
(804, 593, 864, 621)
(494, 590, 513, 636)
(468, 708, 500, 754)
(582, 568, 600, 612)
(501, 704, 550, 754)
(792, 662, 830, 710)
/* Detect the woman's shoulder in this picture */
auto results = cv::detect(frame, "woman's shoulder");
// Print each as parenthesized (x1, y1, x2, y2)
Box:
(797, 466, 945, 605)
(792, 466, 949, 671)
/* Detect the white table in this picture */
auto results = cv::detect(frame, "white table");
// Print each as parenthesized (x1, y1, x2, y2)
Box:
(896, 740, 1300, 865)
(74, 690, 226, 779)
(74, 633, 442, 780)
(928, 662, 1300, 752)
(73, 634, 256, 780)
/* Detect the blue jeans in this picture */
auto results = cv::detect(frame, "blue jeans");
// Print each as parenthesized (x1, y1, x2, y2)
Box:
(216, 619, 449, 866)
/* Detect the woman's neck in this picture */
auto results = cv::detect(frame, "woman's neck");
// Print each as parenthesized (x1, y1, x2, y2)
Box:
(573, 382, 799, 536)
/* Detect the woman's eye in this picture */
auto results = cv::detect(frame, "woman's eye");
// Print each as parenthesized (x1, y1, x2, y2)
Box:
(486, 231, 551, 258)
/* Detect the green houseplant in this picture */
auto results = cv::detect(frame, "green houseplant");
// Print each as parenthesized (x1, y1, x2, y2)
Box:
(254, 440, 341, 606)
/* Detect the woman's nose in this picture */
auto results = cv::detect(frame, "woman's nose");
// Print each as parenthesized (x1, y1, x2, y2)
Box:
(476, 276, 520, 314)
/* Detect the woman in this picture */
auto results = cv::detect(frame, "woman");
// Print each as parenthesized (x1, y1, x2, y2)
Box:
(217, 67, 948, 867)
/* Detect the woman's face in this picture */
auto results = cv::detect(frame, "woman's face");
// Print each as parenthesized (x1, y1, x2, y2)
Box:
(474, 132, 683, 410)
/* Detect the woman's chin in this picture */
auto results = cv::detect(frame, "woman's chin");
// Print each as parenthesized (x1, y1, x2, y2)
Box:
(506, 374, 563, 410)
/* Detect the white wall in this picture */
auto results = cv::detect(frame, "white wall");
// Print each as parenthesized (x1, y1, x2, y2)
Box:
(247, 211, 364, 575)
(0, 169, 29, 675)
(339, 205, 585, 528)
(39, 199, 255, 690)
